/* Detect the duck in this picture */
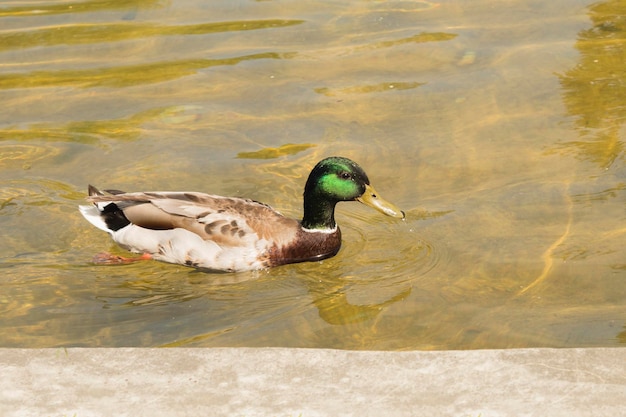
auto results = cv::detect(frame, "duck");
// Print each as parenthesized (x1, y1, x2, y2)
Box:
(79, 156, 405, 272)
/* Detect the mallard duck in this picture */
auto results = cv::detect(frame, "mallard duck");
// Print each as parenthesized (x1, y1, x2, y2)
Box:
(79, 156, 404, 272)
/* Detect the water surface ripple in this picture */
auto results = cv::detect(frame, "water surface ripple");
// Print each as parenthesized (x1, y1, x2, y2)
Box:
(1, 0, 625, 349)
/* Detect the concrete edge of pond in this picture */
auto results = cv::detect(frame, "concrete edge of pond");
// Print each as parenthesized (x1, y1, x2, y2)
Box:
(2, 347, 625, 416)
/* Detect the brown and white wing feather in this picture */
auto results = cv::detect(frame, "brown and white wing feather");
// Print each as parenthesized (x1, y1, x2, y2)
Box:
(144, 192, 297, 236)
(90, 191, 298, 242)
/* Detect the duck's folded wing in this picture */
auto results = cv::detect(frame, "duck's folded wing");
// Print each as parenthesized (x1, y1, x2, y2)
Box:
(144, 192, 298, 245)
(87, 191, 292, 245)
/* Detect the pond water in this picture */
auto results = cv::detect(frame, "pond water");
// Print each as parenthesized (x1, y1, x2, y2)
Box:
(1, 0, 625, 349)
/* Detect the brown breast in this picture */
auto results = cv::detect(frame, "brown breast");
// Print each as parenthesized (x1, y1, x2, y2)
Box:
(267, 226, 342, 267)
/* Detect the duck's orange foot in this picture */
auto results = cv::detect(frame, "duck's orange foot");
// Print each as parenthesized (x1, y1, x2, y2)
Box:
(92, 252, 152, 265)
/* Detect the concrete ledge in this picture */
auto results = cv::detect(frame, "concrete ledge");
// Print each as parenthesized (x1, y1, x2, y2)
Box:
(2, 348, 625, 416)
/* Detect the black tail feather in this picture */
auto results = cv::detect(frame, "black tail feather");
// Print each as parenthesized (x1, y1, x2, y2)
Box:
(88, 185, 131, 231)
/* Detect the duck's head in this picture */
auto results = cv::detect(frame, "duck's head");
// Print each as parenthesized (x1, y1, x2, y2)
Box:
(302, 156, 405, 230)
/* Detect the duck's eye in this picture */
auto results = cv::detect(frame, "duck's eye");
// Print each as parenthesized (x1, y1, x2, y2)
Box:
(339, 171, 352, 180)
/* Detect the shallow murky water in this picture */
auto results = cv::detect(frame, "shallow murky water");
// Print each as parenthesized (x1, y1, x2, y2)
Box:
(1, 0, 625, 349)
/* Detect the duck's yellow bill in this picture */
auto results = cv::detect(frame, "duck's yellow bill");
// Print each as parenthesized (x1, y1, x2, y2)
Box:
(356, 184, 405, 219)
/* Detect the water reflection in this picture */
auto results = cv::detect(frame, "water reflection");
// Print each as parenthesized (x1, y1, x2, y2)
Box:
(558, 0, 626, 168)
(315, 82, 424, 97)
(0, 20, 303, 52)
(0, 0, 162, 17)
(0, 106, 204, 146)
(237, 143, 316, 159)
(356, 32, 457, 52)
(305, 276, 412, 325)
(618, 326, 626, 343)
(0, 52, 294, 89)
(547, 2, 626, 338)
(0, 143, 60, 170)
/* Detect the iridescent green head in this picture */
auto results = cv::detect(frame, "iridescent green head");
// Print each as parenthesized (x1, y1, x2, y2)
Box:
(301, 156, 404, 230)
